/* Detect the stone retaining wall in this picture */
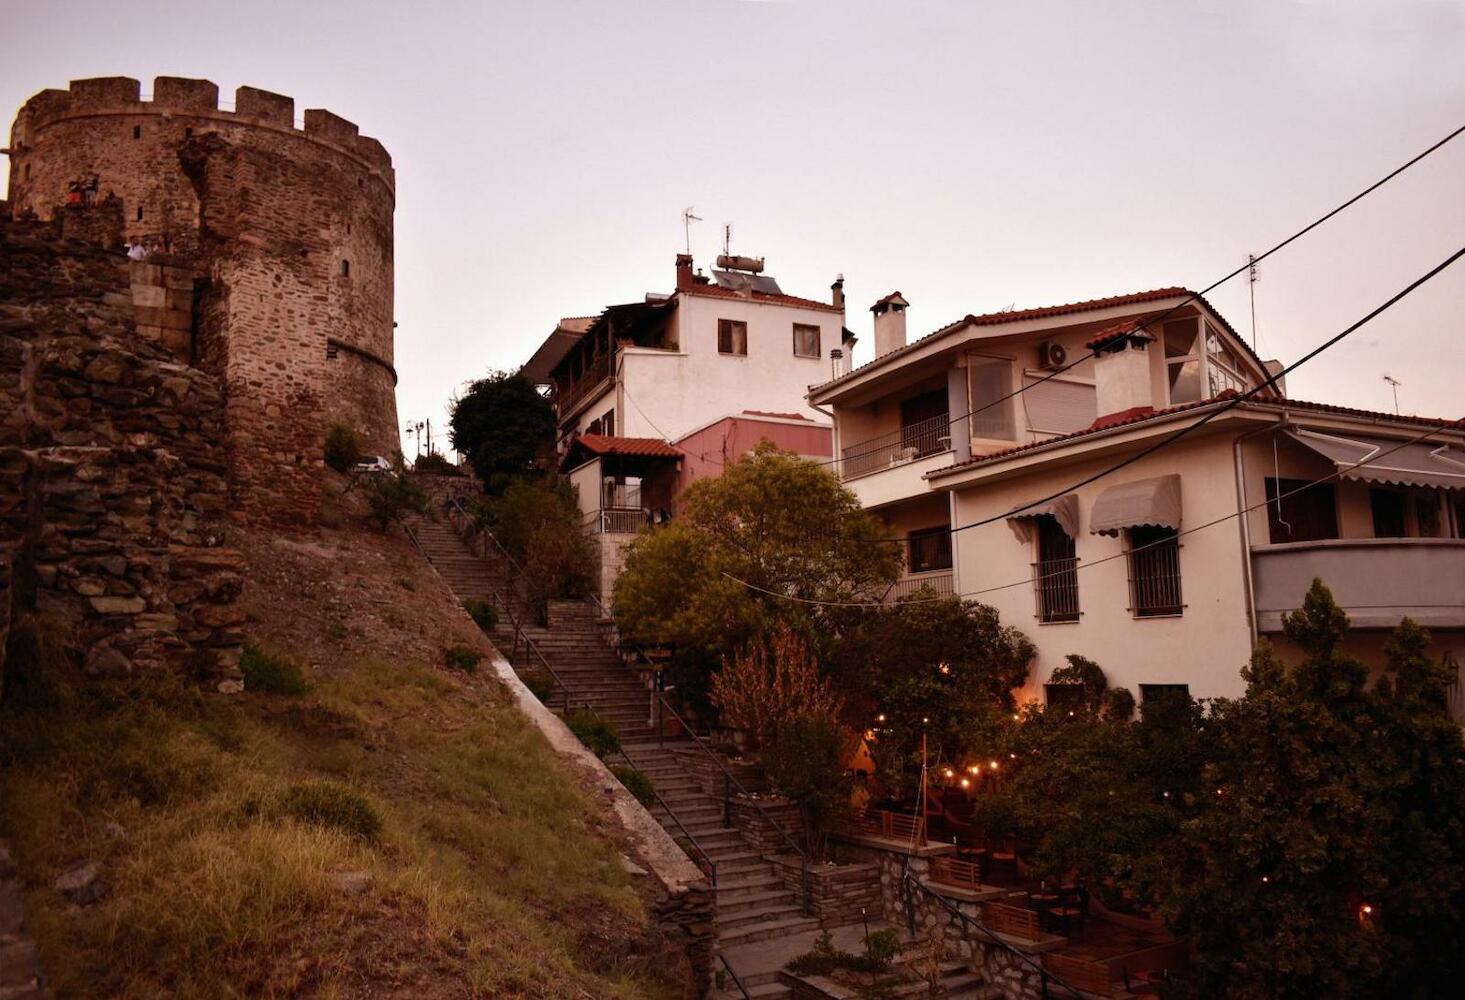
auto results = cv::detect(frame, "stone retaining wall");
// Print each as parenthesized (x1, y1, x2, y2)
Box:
(0, 219, 242, 686)
(769, 854, 882, 928)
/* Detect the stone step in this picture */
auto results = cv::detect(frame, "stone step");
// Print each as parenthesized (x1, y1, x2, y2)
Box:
(717, 914, 820, 947)
(714, 886, 796, 912)
(715, 901, 807, 933)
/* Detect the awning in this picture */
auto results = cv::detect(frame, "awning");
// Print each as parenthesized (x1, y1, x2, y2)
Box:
(1006, 494, 1080, 543)
(1287, 430, 1465, 492)
(1089, 475, 1182, 536)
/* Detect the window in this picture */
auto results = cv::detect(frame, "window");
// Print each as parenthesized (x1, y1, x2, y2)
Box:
(1139, 684, 1192, 724)
(1416, 492, 1442, 538)
(1044, 683, 1088, 715)
(1206, 324, 1249, 396)
(340, 259, 350, 277)
(968, 357, 1015, 439)
(1371, 488, 1407, 538)
(907, 526, 952, 573)
(793, 323, 820, 358)
(717, 319, 747, 356)
(325, 342, 339, 360)
(23, 163, 30, 181)
(1127, 525, 1183, 617)
(602, 409, 614, 438)
(132, 125, 141, 139)
(1163, 319, 1203, 404)
(136, 206, 144, 221)
(1034, 515, 1079, 623)
(1265, 477, 1338, 543)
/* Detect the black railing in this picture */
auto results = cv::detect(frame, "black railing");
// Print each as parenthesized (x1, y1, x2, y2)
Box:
(840, 413, 951, 480)
(1034, 556, 1081, 623)
(718, 952, 752, 999)
(900, 868, 1085, 1000)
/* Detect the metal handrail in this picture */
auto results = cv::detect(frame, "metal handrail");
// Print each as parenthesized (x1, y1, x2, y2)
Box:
(650, 690, 813, 915)
(717, 952, 752, 999)
(900, 869, 1085, 1000)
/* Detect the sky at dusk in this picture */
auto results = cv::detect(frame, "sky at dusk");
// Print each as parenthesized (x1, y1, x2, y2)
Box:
(4, 0, 1463, 456)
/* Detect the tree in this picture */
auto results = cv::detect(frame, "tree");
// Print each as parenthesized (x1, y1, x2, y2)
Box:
(612, 444, 900, 656)
(1160, 580, 1465, 999)
(484, 478, 595, 611)
(831, 595, 1034, 794)
(763, 715, 856, 861)
(448, 371, 555, 493)
(361, 456, 428, 530)
(710, 625, 844, 749)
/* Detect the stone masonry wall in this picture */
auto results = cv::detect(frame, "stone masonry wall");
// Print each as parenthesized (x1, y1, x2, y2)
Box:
(7, 76, 399, 524)
(0, 219, 242, 685)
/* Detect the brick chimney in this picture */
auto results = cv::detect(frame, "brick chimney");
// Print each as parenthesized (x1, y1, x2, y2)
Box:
(871, 291, 909, 358)
(675, 253, 694, 291)
(831, 274, 845, 311)
(1089, 324, 1157, 425)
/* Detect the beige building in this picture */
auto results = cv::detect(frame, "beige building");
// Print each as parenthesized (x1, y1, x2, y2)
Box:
(811, 289, 1465, 705)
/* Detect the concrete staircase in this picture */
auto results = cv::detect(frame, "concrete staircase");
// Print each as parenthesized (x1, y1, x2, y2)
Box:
(405, 511, 818, 993)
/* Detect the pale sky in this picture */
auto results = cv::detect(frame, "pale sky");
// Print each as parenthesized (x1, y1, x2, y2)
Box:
(4, 0, 1463, 456)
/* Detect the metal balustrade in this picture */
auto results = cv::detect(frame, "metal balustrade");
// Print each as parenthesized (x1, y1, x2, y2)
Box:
(1035, 556, 1081, 623)
(839, 413, 950, 480)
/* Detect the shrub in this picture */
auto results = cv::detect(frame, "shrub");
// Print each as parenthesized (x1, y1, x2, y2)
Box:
(413, 451, 462, 476)
(278, 781, 382, 841)
(463, 599, 498, 633)
(444, 645, 481, 673)
(764, 715, 855, 860)
(711, 625, 842, 749)
(487, 478, 596, 602)
(240, 643, 309, 696)
(609, 764, 655, 806)
(520, 669, 557, 704)
(362, 458, 429, 531)
(863, 928, 901, 970)
(566, 708, 620, 759)
(785, 928, 888, 976)
(323, 423, 362, 473)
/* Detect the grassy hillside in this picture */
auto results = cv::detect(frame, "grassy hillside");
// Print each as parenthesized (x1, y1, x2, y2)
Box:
(0, 524, 683, 999)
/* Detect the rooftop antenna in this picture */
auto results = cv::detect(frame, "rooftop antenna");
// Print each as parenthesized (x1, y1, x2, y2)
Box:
(1248, 253, 1260, 350)
(1382, 374, 1403, 414)
(723, 223, 733, 256)
(681, 207, 702, 255)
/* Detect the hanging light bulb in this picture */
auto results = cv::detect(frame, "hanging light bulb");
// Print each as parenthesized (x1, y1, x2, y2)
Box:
(876, 713, 886, 724)
(959, 778, 971, 789)
(938, 662, 951, 675)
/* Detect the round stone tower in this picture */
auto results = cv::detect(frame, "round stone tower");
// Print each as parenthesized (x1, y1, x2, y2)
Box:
(5, 76, 398, 522)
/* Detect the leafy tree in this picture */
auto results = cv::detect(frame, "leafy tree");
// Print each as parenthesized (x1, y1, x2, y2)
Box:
(448, 371, 555, 493)
(361, 456, 429, 530)
(612, 444, 900, 657)
(831, 595, 1033, 794)
(323, 422, 362, 473)
(485, 477, 596, 608)
(710, 625, 844, 749)
(763, 715, 856, 861)
(1160, 580, 1465, 999)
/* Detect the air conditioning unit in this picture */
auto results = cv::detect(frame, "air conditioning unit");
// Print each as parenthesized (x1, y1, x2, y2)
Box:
(1037, 341, 1068, 370)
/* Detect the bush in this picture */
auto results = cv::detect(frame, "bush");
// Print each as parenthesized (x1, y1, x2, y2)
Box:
(764, 714, 855, 860)
(362, 458, 430, 531)
(324, 423, 362, 473)
(609, 764, 655, 806)
(863, 928, 901, 970)
(463, 599, 498, 633)
(444, 645, 481, 673)
(486, 478, 596, 602)
(520, 669, 557, 704)
(240, 643, 309, 696)
(566, 708, 620, 759)
(414, 451, 463, 476)
(278, 781, 382, 841)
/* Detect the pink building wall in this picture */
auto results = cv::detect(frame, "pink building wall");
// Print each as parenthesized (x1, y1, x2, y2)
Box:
(673, 412, 833, 504)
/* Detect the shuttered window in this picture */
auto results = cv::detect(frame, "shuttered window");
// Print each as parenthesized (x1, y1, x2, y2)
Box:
(1022, 376, 1097, 435)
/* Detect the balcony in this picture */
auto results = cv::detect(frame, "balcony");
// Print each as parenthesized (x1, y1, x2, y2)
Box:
(840, 413, 950, 480)
(556, 352, 612, 414)
(1251, 537, 1465, 631)
(886, 571, 954, 604)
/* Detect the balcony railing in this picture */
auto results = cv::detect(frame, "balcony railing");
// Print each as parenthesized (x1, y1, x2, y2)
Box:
(840, 413, 950, 480)
(1034, 556, 1080, 623)
(584, 508, 644, 534)
(887, 571, 954, 603)
(603, 484, 641, 510)
(557, 353, 612, 412)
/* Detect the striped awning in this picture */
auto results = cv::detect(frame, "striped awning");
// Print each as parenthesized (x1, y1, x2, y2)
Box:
(1006, 494, 1080, 543)
(1089, 475, 1182, 537)
(1287, 430, 1465, 492)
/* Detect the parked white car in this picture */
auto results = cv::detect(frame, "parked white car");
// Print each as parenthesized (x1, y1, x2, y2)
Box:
(353, 455, 393, 474)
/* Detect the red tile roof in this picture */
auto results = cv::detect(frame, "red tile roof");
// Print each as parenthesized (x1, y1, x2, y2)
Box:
(925, 395, 1463, 479)
(1085, 318, 1158, 351)
(681, 283, 843, 313)
(742, 410, 810, 421)
(872, 291, 909, 311)
(572, 434, 681, 458)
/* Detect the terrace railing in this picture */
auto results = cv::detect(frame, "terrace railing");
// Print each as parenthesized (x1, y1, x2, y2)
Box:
(839, 413, 950, 480)
(886, 571, 954, 604)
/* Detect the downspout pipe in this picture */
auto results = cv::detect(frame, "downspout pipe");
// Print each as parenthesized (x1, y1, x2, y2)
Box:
(1233, 412, 1290, 647)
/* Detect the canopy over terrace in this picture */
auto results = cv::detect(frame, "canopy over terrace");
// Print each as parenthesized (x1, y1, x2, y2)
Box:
(561, 434, 681, 529)
(1286, 429, 1465, 492)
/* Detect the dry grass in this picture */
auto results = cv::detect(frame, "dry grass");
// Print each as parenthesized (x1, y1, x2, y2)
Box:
(0, 627, 680, 999)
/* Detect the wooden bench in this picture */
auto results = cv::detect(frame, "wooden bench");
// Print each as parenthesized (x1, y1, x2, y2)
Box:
(1042, 952, 1114, 996)
(983, 901, 1042, 941)
(929, 856, 983, 891)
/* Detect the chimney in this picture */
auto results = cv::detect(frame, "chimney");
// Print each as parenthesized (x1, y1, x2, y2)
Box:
(675, 253, 694, 291)
(1089, 324, 1157, 424)
(871, 291, 909, 358)
(831, 274, 845, 311)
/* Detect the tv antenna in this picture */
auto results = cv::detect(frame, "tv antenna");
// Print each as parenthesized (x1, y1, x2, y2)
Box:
(1382, 374, 1403, 414)
(723, 223, 733, 255)
(1247, 253, 1260, 350)
(681, 207, 702, 255)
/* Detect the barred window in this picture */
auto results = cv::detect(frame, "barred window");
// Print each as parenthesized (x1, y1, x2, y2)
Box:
(908, 526, 952, 573)
(1127, 525, 1182, 617)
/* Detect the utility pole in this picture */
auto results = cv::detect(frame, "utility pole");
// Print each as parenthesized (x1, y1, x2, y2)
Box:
(1248, 253, 1260, 350)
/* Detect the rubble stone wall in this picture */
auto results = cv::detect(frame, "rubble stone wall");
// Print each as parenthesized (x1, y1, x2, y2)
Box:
(0, 220, 242, 685)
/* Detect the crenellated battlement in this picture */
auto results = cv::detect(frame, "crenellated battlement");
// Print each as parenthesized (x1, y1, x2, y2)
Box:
(15, 76, 394, 182)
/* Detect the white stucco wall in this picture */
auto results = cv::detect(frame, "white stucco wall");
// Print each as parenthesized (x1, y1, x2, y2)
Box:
(615, 294, 839, 441)
(944, 431, 1257, 702)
